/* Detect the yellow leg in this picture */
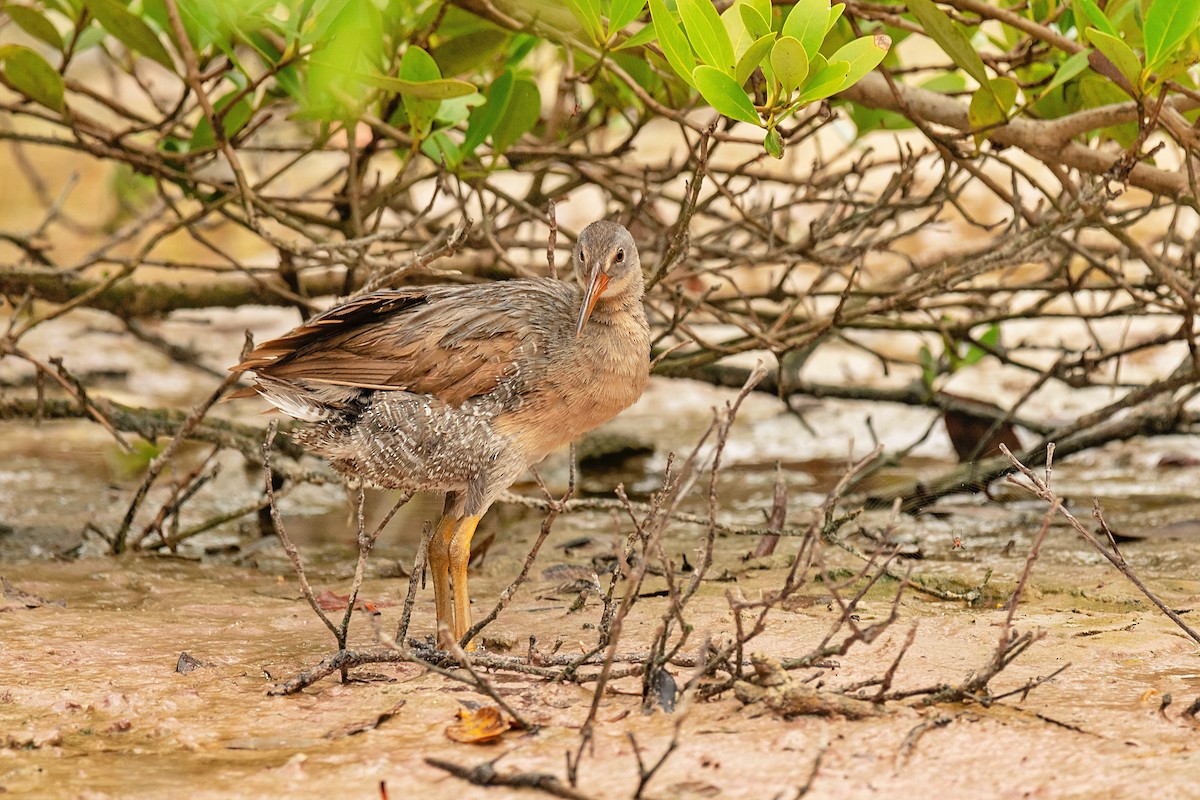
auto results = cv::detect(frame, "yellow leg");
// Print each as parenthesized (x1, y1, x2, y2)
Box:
(427, 515, 457, 648)
(448, 514, 483, 651)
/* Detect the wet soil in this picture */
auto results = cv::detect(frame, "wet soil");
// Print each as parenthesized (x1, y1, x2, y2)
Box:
(3, 312, 1200, 798)
(3, 438, 1200, 799)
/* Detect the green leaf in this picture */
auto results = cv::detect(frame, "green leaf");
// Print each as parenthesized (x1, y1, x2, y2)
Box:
(399, 46, 442, 86)
(107, 437, 163, 479)
(505, 32, 539, 66)
(722, 0, 770, 58)
(420, 129, 462, 169)
(491, 78, 540, 152)
(398, 46, 442, 139)
(649, 0, 697, 87)
(920, 72, 967, 93)
(1072, 0, 1117, 37)
(431, 29, 508, 77)
(358, 73, 476, 100)
(0, 44, 65, 112)
(608, 0, 646, 34)
(1077, 73, 1137, 146)
(847, 103, 911, 133)
(1143, 0, 1200, 73)
(722, 2, 751, 56)
(615, 23, 657, 50)
(961, 323, 1001, 366)
(302, 0, 383, 121)
(764, 127, 783, 158)
(610, 48, 664, 97)
(84, 0, 175, 71)
(190, 90, 252, 150)
(693, 63, 760, 123)
(434, 91, 485, 125)
(1042, 48, 1092, 96)
(735, 32, 776, 86)
(739, 3, 770, 40)
(6, 5, 65, 50)
(907, 0, 989, 89)
(828, 33, 890, 93)
(770, 35, 808, 95)
(826, 2, 844, 33)
(781, 0, 830, 59)
(1085, 29, 1142, 91)
(565, 0, 604, 43)
(919, 344, 937, 388)
(679, 0, 734, 72)
(37, 0, 73, 16)
(967, 76, 1017, 143)
(463, 68, 514, 154)
(796, 59, 848, 103)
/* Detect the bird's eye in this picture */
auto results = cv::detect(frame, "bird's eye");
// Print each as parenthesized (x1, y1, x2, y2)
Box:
(615, 249, 625, 263)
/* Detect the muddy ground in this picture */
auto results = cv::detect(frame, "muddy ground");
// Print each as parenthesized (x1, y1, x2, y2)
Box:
(3, 364, 1200, 799)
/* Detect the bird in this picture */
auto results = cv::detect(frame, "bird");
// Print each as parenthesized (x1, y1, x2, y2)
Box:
(231, 220, 650, 650)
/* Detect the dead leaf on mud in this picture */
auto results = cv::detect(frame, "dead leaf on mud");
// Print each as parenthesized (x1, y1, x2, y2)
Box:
(734, 654, 879, 719)
(1, 576, 66, 611)
(176, 651, 205, 674)
(313, 590, 390, 615)
(669, 781, 721, 797)
(326, 701, 406, 739)
(445, 705, 513, 744)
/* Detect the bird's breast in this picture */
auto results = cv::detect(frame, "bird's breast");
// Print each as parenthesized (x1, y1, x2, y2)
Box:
(495, 319, 649, 460)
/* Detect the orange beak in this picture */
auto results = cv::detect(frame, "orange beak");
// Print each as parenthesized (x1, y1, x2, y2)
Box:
(576, 269, 609, 337)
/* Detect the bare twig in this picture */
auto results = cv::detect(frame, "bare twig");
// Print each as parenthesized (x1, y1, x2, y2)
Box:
(1000, 444, 1200, 645)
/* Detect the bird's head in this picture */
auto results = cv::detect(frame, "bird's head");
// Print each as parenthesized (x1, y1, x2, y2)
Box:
(574, 220, 641, 337)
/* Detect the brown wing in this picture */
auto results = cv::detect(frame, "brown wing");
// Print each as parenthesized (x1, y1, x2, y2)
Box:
(232, 286, 535, 407)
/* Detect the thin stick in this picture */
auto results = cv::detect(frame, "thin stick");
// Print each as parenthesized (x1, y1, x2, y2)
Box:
(462, 451, 574, 646)
(262, 422, 340, 642)
(546, 200, 558, 279)
(341, 489, 412, 643)
(1000, 444, 1200, 645)
(425, 758, 595, 800)
(397, 521, 434, 643)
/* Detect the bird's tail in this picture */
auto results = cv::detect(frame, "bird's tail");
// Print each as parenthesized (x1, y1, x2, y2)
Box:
(247, 374, 358, 423)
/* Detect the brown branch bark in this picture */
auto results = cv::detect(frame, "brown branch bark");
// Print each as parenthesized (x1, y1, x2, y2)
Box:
(840, 74, 1200, 204)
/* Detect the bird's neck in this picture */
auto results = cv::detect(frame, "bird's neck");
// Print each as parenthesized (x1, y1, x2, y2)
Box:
(587, 273, 647, 327)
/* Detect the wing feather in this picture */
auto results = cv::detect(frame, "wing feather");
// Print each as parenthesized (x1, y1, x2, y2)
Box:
(232, 285, 539, 407)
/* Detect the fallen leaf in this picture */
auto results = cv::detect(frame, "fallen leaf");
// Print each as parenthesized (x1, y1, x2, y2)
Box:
(313, 590, 389, 615)
(326, 701, 406, 739)
(176, 651, 204, 674)
(669, 781, 721, 798)
(445, 705, 512, 744)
